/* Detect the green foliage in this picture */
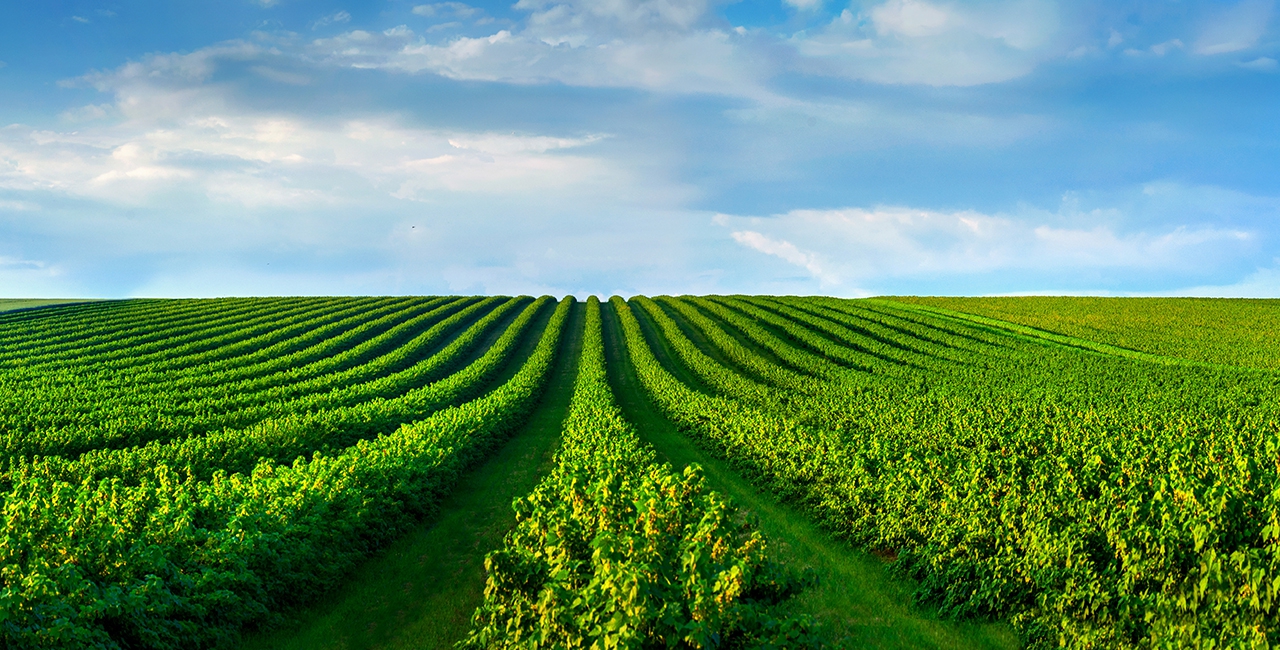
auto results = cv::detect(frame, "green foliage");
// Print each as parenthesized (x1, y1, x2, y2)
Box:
(465, 297, 818, 649)
(889, 296, 1280, 369)
(3, 294, 1277, 649)
(0, 297, 571, 648)
(619, 295, 1280, 649)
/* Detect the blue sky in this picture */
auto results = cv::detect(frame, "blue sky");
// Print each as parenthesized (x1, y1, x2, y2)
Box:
(1, 0, 1278, 297)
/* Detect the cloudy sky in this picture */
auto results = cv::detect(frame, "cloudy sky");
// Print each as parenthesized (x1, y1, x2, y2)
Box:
(1, 0, 1277, 297)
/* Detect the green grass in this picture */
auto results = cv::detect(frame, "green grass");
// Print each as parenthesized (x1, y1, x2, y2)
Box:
(238, 302, 585, 650)
(886, 296, 1280, 370)
(601, 301, 1019, 650)
(0, 299, 93, 313)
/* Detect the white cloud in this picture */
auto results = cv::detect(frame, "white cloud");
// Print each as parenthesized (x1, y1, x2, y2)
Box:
(251, 65, 312, 85)
(1150, 39, 1183, 56)
(0, 45, 625, 210)
(71, 15, 90, 24)
(304, 0, 1072, 94)
(313, 11, 352, 29)
(413, 3, 481, 19)
(516, 0, 715, 37)
(870, 0, 952, 38)
(784, 0, 823, 9)
(717, 203, 1257, 291)
(730, 230, 836, 284)
(1195, 0, 1274, 54)
(1239, 56, 1279, 71)
(0, 255, 47, 270)
(59, 103, 113, 122)
(1, 115, 615, 207)
(725, 96, 1054, 149)
(796, 0, 1063, 86)
(314, 22, 766, 97)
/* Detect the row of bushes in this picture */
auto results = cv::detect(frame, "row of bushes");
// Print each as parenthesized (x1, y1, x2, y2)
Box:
(465, 297, 819, 648)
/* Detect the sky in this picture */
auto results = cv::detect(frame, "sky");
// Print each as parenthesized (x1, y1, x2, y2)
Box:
(1, 0, 1278, 298)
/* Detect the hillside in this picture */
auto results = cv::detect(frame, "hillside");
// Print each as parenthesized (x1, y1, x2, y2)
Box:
(887, 296, 1280, 369)
(1, 296, 1275, 649)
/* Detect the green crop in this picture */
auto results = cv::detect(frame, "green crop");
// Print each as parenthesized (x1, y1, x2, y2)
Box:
(465, 297, 817, 649)
(1, 295, 1275, 649)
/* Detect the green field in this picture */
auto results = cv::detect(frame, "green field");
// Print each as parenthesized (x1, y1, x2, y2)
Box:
(891, 295, 1280, 369)
(1, 296, 1276, 649)
(0, 299, 92, 313)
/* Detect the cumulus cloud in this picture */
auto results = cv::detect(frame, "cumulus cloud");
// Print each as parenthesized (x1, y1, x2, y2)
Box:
(1, 45, 621, 210)
(8, 3, 1279, 298)
(1, 115, 614, 207)
(0, 41, 703, 297)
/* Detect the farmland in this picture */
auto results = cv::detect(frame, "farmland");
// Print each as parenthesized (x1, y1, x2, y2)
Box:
(892, 296, 1280, 370)
(1, 296, 1276, 649)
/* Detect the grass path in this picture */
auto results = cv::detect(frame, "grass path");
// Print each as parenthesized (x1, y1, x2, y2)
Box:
(601, 300, 1019, 650)
(239, 300, 585, 650)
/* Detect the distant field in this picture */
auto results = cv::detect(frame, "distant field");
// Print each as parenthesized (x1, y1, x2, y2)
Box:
(888, 295, 1280, 369)
(2, 296, 1276, 649)
(0, 299, 91, 313)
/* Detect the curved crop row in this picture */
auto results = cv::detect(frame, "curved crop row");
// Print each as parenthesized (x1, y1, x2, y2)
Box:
(0, 298, 305, 368)
(2, 297, 490, 435)
(0, 297, 573, 650)
(0, 297, 438, 428)
(10, 296, 553, 486)
(695, 296, 872, 378)
(724, 296, 919, 371)
(655, 296, 832, 393)
(0, 297, 525, 462)
(465, 297, 817, 649)
(0, 298, 253, 356)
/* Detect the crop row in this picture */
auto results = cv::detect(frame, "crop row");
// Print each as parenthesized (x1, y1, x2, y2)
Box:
(0, 297, 573, 649)
(0, 298, 459, 434)
(0, 298, 517, 462)
(620, 295, 1280, 648)
(7, 297, 554, 490)
(465, 297, 816, 648)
